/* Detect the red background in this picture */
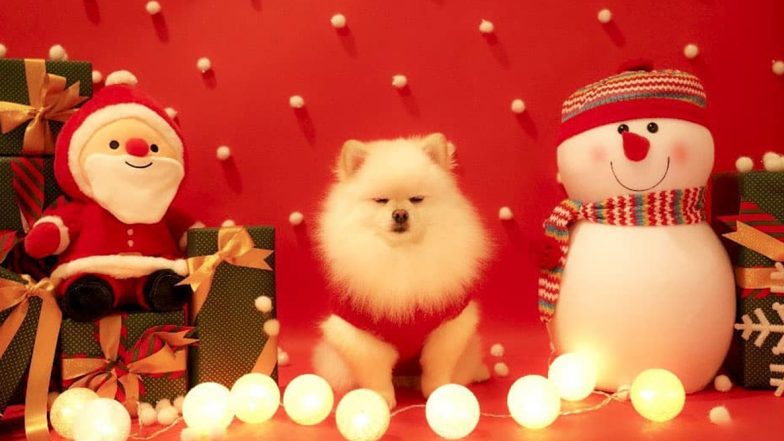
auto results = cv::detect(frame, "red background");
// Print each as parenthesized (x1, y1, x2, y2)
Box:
(1, 1, 784, 440)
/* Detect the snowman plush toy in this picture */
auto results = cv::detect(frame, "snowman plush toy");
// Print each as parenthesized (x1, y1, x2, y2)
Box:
(540, 65, 736, 393)
(24, 71, 191, 322)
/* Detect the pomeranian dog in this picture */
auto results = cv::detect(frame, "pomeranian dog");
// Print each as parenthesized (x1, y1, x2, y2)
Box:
(313, 133, 491, 408)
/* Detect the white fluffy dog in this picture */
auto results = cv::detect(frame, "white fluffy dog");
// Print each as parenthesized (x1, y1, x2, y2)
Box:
(313, 133, 491, 408)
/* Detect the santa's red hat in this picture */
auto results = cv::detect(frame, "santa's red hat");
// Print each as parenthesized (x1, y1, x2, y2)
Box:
(54, 70, 185, 201)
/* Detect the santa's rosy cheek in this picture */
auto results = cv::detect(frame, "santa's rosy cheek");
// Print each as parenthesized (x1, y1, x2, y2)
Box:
(590, 146, 608, 163)
(671, 142, 689, 164)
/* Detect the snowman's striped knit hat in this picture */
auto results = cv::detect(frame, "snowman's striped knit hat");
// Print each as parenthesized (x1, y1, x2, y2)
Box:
(556, 67, 707, 144)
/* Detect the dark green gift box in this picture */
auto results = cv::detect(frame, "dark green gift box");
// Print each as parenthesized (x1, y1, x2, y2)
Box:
(0, 156, 61, 233)
(186, 226, 278, 387)
(60, 310, 191, 406)
(0, 268, 43, 418)
(0, 58, 92, 156)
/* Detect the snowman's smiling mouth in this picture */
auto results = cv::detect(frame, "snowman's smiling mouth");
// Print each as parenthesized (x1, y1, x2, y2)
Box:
(124, 161, 153, 169)
(610, 157, 670, 192)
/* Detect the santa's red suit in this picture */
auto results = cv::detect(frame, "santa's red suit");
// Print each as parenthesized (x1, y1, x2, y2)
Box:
(25, 71, 191, 318)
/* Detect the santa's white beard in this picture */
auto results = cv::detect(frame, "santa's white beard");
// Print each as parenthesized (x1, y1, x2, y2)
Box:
(83, 154, 184, 224)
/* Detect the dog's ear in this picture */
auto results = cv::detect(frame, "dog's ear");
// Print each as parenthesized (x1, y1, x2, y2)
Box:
(339, 139, 368, 180)
(421, 133, 450, 169)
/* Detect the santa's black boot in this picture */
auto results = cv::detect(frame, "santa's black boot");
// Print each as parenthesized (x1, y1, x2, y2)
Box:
(144, 270, 191, 312)
(60, 276, 115, 322)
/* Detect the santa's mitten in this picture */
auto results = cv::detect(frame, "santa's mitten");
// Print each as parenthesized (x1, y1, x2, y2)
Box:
(538, 236, 563, 269)
(24, 221, 65, 258)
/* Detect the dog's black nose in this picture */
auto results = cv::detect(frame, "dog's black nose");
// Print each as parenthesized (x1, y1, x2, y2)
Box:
(392, 209, 409, 224)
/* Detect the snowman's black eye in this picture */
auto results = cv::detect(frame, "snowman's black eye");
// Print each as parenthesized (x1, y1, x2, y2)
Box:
(109, 140, 120, 149)
(617, 124, 629, 134)
(150, 144, 159, 153)
(647, 122, 659, 133)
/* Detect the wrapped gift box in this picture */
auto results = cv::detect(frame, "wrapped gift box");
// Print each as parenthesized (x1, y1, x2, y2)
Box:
(0, 58, 91, 156)
(712, 171, 784, 394)
(60, 310, 194, 406)
(185, 226, 278, 387)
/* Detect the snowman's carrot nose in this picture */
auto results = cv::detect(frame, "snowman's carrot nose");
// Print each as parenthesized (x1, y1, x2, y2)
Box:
(126, 138, 150, 157)
(621, 131, 650, 162)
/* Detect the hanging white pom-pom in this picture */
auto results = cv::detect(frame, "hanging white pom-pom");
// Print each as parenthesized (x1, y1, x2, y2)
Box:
(735, 156, 753, 173)
(478, 19, 495, 34)
(278, 350, 290, 366)
(91, 70, 103, 84)
(263, 319, 280, 337)
(330, 13, 347, 29)
(762, 151, 781, 163)
(597, 8, 612, 24)
(498, 206, 514, 221)
(157, 406, 179, 426)
(221, 219, 236, 227)
(392, 74, 408, 89)
(763, 155, 784, 172)
(773, 60, 784, 76)
(493, 362, 509, 377)
(255, 295, 273, 313)
(289, 211, 304, 226)
(683, 43, 699, 59)
(216, 145, 231, 161)
(105, 70, 138, 87)
(0, 43, 7, 58)
(714, 374, 733, 392)
(489, 343, 505, 357)
(49, 44, 67, 61)
(289, 95, 305, 109)
(165, 107, 178, 118)
(709, 406, 731, 425)
(510, 99, 526, 114)
(139, 407, 158, 426)
(196, 57, 212, 73)
(145, 1, 162, 14)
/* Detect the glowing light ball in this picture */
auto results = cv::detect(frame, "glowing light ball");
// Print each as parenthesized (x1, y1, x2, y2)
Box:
(73, 398, 131, 441)
(182, 382, 235, 432)
(335, 389, 390, 441)
(425, 384, 480, 440)
(50, 387, 99, 439)
(507, 375, 561, 430)
(548, 353, 597, 401)
(230, 373, 280, 424)
(630, 369, 686, 422)
(283, 374, 334, 425)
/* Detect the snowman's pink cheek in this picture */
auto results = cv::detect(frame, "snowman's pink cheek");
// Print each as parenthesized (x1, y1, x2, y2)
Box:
(590, 146, 608, 163)
(671, 143, 689, 164)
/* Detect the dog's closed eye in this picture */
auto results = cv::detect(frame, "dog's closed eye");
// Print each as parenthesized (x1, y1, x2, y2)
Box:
(409, 196, 425, 204)
(373, 198, 389, 204)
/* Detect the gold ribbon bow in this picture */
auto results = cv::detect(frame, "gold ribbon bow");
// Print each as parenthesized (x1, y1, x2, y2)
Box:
(724, 221, 784, 291)
(0, 59, 87, 155)
(62, 314, 196, 403)
(0, 275, 61, 441)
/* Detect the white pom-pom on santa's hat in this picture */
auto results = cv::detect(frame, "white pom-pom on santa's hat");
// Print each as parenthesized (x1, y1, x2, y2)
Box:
(735, 156, 753, 173)
(105, 70, 138, 87)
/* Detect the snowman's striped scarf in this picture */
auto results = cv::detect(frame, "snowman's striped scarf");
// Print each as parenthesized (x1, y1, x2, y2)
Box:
(538, 187, 706, 322)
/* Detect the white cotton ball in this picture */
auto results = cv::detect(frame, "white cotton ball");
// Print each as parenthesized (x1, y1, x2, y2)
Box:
(91, 70, 103, 84)
(709, 406, 732, 425)
(145, 1, 162, 14)
(139, 407, 158, 426)
(221, 219, 236, 227)
(330, 13, 347, 29)
(180, 427, 199, 441)
(165, 107, 178, 118)
(0, 43, 6, 58)
(510, 98, 526, 114)
(392, 74, 408, 89)
(773, 60, 784, 76)
(278, 350, 290, 366)
(479, 19, 495, 34)
(735, 156, 754, 173)
(762, 151, 781, 163)
(197, 57, 212, 73)
(157, 406, 179, 426)
(139, 402, 153, 411)
(489, 343, 505, 357)
(288, 211, 304, 226)
(255, 295, 273, 313)
(49, 44, 67, 61)
(597, 8, 612, 24)
(173, 396, 185, 414)
(289, 95, 305, 108)
(714, 375, 733, 392)
(498, 207, 514, 221)
(216, 145, 231, 161)
(105, 70, 138, 86)
(155, 398, 172, 412)
(683, 43, 699, 59)
(493, 362, 509, 377)
(263, 319, 280, 337)
(764, 157, 784, 172)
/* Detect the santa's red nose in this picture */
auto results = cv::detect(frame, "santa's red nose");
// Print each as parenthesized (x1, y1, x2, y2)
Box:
(621, 131, 650, 162)
(125, 138, 149, 157)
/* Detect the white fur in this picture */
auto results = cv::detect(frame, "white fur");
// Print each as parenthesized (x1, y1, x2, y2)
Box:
(313, 135, 491, 407)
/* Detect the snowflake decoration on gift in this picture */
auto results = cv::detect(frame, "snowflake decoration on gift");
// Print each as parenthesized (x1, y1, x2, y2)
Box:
(735, 302, 784, 396)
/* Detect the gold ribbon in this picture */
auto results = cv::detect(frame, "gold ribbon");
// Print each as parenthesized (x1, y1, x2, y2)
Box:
(0, 59, 87, 155)
(180, 226, 273, 318)
(724, 221, 784, 290)
(0, 275, 61, 441)
(62, 314, 196, 403)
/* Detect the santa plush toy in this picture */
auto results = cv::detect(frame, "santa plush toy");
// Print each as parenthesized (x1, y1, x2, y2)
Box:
(25, 71, 192, 322)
